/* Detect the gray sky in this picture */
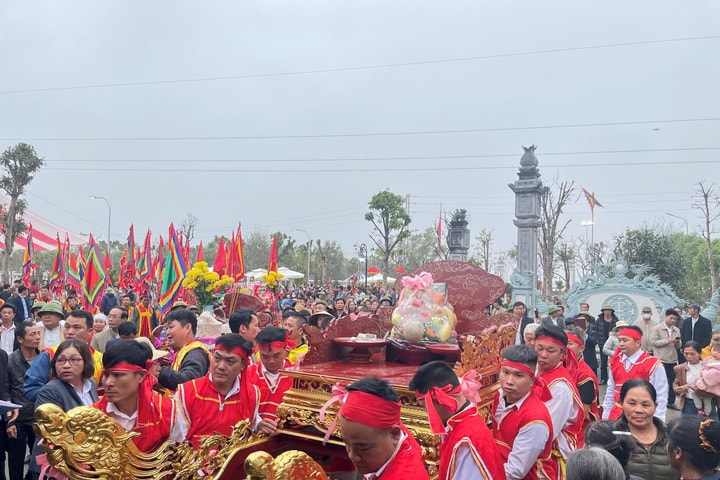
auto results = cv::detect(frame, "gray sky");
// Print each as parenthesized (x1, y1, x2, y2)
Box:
(1, 0, 719, 264)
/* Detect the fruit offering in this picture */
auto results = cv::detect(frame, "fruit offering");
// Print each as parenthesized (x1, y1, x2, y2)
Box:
(390, 271, 457, 343)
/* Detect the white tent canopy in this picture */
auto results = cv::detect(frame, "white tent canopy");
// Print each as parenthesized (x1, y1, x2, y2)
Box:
(368, 273, 396, 284)
(278, 267, 304, 279)
(246, 268, 267, 280)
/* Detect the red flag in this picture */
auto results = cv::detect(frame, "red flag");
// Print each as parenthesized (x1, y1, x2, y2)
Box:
(228, 232, 238, 279)
(235, 223, 245, 281)
(579, 187, 603, 212)
(21, 224, 37, 287)
(104, 251, 111, 274)
(214, 237, 227, 277)
(268, 234, 278, 273)
(197, 241, 204, 263)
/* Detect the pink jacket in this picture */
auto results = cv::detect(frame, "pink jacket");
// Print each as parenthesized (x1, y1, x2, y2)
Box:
(696, 359, 720, 397)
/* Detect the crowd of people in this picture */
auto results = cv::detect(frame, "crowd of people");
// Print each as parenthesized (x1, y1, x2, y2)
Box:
(1, 278, 720, 480)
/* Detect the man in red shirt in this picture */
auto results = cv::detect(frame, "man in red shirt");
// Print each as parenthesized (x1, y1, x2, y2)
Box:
(409, 361, 505, 480)
(338, 377, 429, 480)
(175, 334, 262, 448)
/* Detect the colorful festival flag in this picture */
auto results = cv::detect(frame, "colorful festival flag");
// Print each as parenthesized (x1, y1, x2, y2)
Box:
(81, 234, 108, 309)
(268, 234, 278, 273)
(158, 223, 187, 313)
(579, 187, 603, 212)
(67, 251, 81, 291)
(21, 224, 37, 287)
(49, 234, 64, 296)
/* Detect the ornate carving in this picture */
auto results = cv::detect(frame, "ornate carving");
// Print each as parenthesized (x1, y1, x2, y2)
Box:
(34, 403, 175, 479)
(244, 450, 329, 480)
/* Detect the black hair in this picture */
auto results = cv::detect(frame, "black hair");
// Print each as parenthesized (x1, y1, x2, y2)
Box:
(256, 327, 289, 346)
(283, 311, 307, 327)
(121, 293, 132, 300)
(565, 328, 586, 344)
(347, 376, 400, 402)
(584, 420, 636, 469)
(0, 303, 15, 312)
(668, 416, 720, 473)
(66, 309, 94, 330)
(15, 320, 37, 341)
(512, 301, 526, 309)
(408, 360, 459, 394)
(501, 344, 538, 370)
(118, 321, 138, 337)
(51, 339, 95, 379)
(103, 339, 152, 369)
(683, 341, 702, 354)
(665, 309, 679, 318)
(534, 324, 568, 346)
(214, 333, 254, 358)
(164, 308, 198, 335)
(110, 306, 129, 320)
(17, 285, 27, 293)
(228, 308, 255, 334)
(619, 378, 656, 403)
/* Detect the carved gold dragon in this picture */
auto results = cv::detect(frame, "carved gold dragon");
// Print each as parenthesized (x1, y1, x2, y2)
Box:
(33, 403, 175, 479)
(244, 451, 329, 480)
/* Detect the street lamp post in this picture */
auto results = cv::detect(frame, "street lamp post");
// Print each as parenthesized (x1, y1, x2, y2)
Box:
(666, 212, 689, 235)
(90, 196, 112, 263)
(294, 229, 311, 285)
(358, 243, 368, 290)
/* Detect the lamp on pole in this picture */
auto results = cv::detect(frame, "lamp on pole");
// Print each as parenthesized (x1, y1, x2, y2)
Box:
(90, 195, 112, 263)
(358, 243, 368, 290)
(665, 212, 689, 235)
(294, 229, 311, 285)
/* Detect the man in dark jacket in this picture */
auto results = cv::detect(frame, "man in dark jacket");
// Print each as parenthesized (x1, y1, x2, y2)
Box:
(512, 301, 536, 345)
(681, 303, 712, 350)
(157, 309, 210, 391)
(100, 288, 118, 316)
(6, 321, 40, 480)
(592, 304, 619, 385)
(7, 286, 32, 326)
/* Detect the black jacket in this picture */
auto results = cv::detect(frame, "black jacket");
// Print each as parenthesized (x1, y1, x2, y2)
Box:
(592, 313, 619, 349)
(681, 315, 712, 350)
(8, 295, 31, 325)
(158, 348, 210, 390)
(6, 349, 38, 426)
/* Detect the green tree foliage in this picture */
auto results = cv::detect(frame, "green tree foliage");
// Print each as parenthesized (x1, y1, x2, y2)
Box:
(365, 190, 411, 284)
(613, 226, 682, 289)
(395, 228, 441, 272)
(668, 233, 720, 303)
(539, 180, 575, 299)
(0, 143, 45, 281)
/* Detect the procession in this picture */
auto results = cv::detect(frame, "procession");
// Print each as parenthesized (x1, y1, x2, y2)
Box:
(2, 2, 719, 479)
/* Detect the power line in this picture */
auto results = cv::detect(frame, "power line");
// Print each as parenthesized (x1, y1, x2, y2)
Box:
(43, 146, 720, 163)
(6, 117, 719, 142)
(41, 159, 719, 174)
(2, 35, 718, 95)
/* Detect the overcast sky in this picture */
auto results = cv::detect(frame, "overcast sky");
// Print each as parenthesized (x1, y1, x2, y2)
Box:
(1, 0, 718, 263)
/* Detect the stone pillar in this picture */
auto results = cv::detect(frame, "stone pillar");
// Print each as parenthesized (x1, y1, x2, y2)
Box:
(508, 145, 545, 309)
(447, 210, 470, 262)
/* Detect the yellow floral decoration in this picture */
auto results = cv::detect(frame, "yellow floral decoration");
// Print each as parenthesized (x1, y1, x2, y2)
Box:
(182, 261, 234, 306)
(260, 270, 284, 290)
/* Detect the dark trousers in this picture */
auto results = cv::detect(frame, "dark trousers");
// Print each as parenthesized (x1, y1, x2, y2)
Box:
(599, 352, 609, 382)
(7, 423, 34, 480)
(682, 397, 719, 421)
(662, 362, 677, 405)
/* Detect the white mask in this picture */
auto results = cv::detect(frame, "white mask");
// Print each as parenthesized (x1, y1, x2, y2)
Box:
(642, 313, 652, 320)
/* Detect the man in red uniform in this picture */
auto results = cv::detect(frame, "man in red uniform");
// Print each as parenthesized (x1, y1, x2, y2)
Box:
(338, 377, 429, 480)
(157, 309, 210, 391)
(601, 324, 668, 421)
(533, 325, 584, 470)
(245, 327, 293, 431)
(130, 294, 157, 339)
(94, 339, 184, 453)
(175, 334, 262, 448)
(492, 344, 556, 480)
(564, 327, 599, 435)
(409, 360, 505, 480)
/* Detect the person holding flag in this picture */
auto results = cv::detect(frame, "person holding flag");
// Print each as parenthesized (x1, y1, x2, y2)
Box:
(130, 294, 157, 339)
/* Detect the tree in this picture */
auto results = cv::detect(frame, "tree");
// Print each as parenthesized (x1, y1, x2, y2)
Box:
(555, 242, 576, 291)
(613, 224, 683, 288)
(179, 213, 199, 243)
(0, 143, 45, 281)
(538, 180, 575, 299)
(469, 229, 494, 271)
(243, 230, 272, 270)
(693, 182, 719, 292)
(391, 227, 439, 272)
(365, 190, 411, 284)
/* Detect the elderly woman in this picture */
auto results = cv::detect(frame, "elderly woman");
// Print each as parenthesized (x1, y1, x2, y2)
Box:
(30, 339, 99, 479)
(566, 447, 625, 480)
(523, 323, 540, 347)
(673, 341, 719, 420)
(667, 416, 720, 480)
(584, 420, 642, 480)
(613, 379, 679, 480)
(87, 313, 108, 344)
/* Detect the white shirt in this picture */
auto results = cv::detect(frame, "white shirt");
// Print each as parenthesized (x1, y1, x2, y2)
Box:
(0, 322, 15, 354)
(601, 349, 668, 421)
(43, 325, 63, 348)
(541, 374, 579, 461)
(71, 379, 96, 406)
(494, 391, 550, 480)
(363, 430, 407, 480)
(686, 362, 703, 400)
(107, 397, 187, 443)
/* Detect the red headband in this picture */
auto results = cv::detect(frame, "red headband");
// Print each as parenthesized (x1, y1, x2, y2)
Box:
(258, 333, 297, 351)
(500, 360, 552, 402)
(535, 335, 567, 349)
(103, 361, 149, 377)
(214, 344, 249, 360)
(566, 332, 584, 346)
(340, 391, 401, 430)
(618, 327, 642, 342)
